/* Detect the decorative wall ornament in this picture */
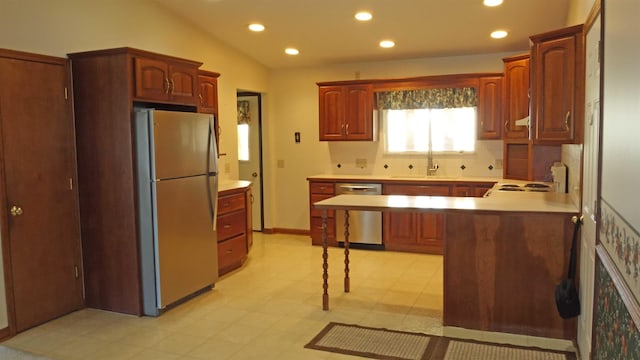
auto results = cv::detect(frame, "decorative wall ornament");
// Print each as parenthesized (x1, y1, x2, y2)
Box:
(601, 199, 640, 305)
(237, 100, 251, 124)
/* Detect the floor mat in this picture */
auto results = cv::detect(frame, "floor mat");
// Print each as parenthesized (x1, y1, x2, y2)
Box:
(305, 322, 576, 360)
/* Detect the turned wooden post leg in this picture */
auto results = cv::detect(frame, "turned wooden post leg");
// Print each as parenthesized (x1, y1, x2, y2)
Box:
(343, 210, 350, 293)
(322, 210, 329, 310)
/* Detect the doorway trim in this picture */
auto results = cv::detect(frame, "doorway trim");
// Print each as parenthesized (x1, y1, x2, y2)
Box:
(237, 91, 264, 231)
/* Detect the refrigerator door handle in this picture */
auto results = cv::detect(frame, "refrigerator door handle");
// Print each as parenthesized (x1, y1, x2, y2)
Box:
(206, 115, 219, 228)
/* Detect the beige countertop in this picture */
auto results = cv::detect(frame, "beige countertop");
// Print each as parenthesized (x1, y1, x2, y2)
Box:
(314, 191, 578, 214)
(218, 180, 251, 192)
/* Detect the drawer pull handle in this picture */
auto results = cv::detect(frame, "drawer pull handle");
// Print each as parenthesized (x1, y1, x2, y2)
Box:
(225, 250, 233, 254)
(223, 224, 231, 228)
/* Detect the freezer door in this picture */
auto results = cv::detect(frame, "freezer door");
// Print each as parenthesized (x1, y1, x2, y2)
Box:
(149, 110, 213, 180)
(155, 175, 218, 309)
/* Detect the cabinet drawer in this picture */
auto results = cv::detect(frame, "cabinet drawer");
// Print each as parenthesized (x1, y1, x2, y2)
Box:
(218, 234, 247, 274)
(310, 182, 335, 195)
(217, 210, 246, 241)
(383, 184, 451, 196)
(218, 193, 245, 215)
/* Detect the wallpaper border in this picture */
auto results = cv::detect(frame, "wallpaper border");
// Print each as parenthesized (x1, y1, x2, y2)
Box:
(600, 199, 640, 305)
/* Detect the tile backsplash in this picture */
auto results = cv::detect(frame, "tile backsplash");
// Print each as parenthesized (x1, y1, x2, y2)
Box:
(327, 140, 504, 178)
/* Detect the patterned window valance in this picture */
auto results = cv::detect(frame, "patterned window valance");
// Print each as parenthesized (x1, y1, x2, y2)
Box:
(376, 87, 477, 110)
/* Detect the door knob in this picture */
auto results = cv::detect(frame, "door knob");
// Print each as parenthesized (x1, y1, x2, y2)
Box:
(252, 172, 258, 178)
(10, 205, 23, 217)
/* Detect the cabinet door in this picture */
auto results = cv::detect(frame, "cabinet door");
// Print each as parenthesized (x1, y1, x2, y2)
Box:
(478, 76, 503, 139)
(502, 56, 530, 139)
(503, 142, 529, 180)
(384, 212, 418, 246)
(474, 185, 492, 197)
(417, 213, 444, 254)
(319, 86, 345, 140)
(198, 74, 219, 114)
(453, 186, 472, 197)
(344, 84, 374, 140)
(134, 57, 170, 102)
(531, 31, 580, 143)
(168, 63, 198, 105)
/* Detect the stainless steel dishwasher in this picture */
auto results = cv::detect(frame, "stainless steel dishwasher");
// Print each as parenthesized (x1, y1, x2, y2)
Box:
(335, 183, 383, 250)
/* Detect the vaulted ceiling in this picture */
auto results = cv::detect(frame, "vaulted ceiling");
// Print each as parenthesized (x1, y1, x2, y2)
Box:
(154, 0, 570, 69)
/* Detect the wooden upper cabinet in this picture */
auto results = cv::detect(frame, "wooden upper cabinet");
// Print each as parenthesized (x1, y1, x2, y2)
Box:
(197, 70, 220, 114)
(502, 54, 530, 140)
(477, 76, 503, 139)
(318, 83, 375, 141)
(344, 85, 374, 140)
(134, 56, 200, 105)
(530, 24, 584, 144)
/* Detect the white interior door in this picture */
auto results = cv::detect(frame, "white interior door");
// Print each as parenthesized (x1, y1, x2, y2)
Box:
(577, 13, 601, 359)
(238, 94, 263, 231)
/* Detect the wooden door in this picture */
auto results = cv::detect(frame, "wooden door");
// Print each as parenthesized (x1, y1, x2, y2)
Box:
(531, 29, 580, 143)
(134, 57, 170, 102)
(477, 76, 503, 139)
(0, 51, 83, 332)
(168, 63, 198, 105)
(318, 86, 345, 140)
(344, 84, 374, 140)
(502, 55, 530, 139)
(198, 72, 220, 114)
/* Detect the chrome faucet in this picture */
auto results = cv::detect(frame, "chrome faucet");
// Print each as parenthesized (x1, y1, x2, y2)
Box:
(427, 140, 439, 176)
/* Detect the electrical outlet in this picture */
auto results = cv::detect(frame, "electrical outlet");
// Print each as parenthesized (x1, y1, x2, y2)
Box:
(495, 159, 503, 170)
(277, 159, 285, 168)
(224, 163, 231, 173)
(355, 158, 367, 169)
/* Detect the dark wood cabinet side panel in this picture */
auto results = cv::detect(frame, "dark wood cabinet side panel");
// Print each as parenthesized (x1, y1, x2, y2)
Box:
(445, 213, 576, 339)
(70, 54, 142, 315)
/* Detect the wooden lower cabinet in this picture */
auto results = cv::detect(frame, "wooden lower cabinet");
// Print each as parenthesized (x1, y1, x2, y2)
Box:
(453, 183, 493, 197)
(217, 187, 252, 275)
(383, 184, 450, 254)
(309, 181, 337, 246)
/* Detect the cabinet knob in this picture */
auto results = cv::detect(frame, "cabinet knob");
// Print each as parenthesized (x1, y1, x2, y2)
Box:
(10, 205, 23, 217)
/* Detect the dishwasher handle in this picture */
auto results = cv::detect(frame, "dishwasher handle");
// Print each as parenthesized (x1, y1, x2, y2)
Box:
(335, 183, 382, 195)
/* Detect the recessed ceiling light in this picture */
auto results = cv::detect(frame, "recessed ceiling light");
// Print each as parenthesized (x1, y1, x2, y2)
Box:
(379, 40, 395, 48)
(248, 23, 265, 32)
(355, 11, 372, 21)
(483, 0, 503, 6)
(285, 48, 299, 55)
(490, 30, 508, 39)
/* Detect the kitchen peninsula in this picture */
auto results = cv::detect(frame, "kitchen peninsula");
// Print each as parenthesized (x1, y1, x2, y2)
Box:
(313, 188, 579, 340)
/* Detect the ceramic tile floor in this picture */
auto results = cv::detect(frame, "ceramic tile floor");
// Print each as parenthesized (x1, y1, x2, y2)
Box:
(1, 233, 572, 359)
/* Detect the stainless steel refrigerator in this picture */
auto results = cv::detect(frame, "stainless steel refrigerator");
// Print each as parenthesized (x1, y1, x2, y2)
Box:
(135, 109, 219, 316)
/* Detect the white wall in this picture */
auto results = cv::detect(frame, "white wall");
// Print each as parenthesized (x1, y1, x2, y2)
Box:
(0, 0, 268, 331)
(267, 53, 520, 230)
